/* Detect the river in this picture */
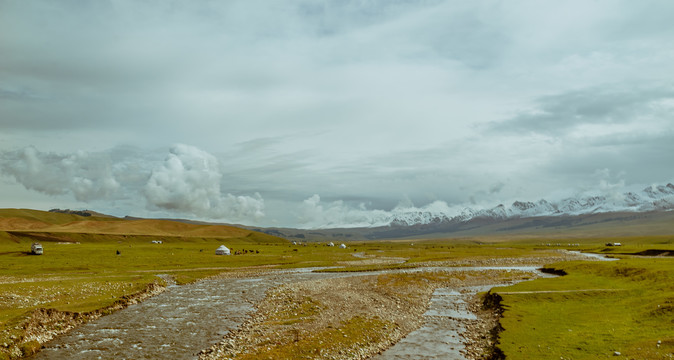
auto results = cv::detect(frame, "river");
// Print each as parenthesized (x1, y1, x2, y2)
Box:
(36, 266, 553, 359)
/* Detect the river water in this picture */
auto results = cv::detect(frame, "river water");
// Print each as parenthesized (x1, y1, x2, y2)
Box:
(36, 269, 330, 360)
(36, 266, 548, 360)
(567, 250, 619, 261)
(372, 286, 489, 360)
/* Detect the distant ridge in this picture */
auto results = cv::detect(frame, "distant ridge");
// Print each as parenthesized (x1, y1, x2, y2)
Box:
(249, 210, 674, 241)
(0, 208, 283, 243)
(49, 208, 116, 218)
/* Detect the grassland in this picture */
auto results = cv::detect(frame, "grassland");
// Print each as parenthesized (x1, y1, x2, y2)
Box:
(1, 208, 674, 359)
(492, 249, 674, 359)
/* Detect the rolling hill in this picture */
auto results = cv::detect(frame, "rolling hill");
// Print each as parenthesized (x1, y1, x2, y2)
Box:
(0, 208, 284, 243)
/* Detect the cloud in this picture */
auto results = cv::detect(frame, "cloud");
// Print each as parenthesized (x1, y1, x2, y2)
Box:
(1, 1, 674, 228)
(489, 84, 674, 136)
(296, 194, 467, 229)
(297, 194, 390, 228)
(0, 144, 264, 222)
(144, 144, 265, 220)
(0, 146, 119, 201)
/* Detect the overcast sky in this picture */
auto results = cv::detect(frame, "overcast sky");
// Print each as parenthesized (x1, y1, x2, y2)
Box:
(1, 0, 673, 228)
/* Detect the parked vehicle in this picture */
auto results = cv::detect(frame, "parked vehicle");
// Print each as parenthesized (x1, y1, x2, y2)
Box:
(31, 243, 43, 255)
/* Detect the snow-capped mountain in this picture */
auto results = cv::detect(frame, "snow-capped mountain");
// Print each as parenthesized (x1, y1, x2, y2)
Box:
(387, 183, 674, 227)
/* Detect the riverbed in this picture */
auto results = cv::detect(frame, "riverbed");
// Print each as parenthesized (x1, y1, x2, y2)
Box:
(36, 266, 552, 359)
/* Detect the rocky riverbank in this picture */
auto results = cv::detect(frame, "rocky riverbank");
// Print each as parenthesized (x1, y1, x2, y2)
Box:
(415, 249, 597, 268)
(200, 269, 534, 360)
(460, 291, 505, 359)
(2, 280, 166, 359)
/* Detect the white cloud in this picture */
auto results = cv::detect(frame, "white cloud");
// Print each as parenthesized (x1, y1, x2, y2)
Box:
(144, 144, 265, 220)
(0, 144, 265, 222)
(0, 146, 119, 201)
(296, 194, 468, 229)
(297, 194, 390, 228)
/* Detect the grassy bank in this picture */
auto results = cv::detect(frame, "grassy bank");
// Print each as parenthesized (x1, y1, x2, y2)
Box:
(493, 255, 674, 359)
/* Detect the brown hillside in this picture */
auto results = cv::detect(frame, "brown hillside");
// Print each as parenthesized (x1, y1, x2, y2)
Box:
(0, 217, 51, 231)
(0, 208, 111, 227)
(49, 218, 251, 237)
(0, 209, 262, 239)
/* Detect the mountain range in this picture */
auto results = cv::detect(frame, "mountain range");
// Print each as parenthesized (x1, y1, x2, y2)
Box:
(387, 183, 674, 227)
(251, 183, 674, 240)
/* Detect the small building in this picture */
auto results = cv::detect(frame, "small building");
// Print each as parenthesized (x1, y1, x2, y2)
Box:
(215, 245, 231, 255)
(327, 242, 335, 247)
(339, 243, 347, 249)
(31, 243, 43, 255)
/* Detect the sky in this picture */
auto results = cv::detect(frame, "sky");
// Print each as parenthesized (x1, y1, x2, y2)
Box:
(1, 0, 673, 228)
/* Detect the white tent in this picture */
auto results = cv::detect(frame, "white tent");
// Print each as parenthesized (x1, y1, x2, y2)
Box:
(215, 245, 231, 255)
(328, 242, 335, 247)
(339, 243, 347, 249)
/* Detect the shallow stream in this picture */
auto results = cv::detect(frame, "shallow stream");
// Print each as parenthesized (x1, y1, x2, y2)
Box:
(36, 266, 548, 359)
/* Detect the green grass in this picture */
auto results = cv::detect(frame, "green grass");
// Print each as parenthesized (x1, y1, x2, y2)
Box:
(238, 315, 393, 360)
(493, 257, 674, 359)
(0, 233, 360, 354)
(325, 240, 577, 264)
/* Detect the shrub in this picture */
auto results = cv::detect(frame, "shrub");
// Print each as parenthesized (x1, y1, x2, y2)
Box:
(20, 340, 41, 357)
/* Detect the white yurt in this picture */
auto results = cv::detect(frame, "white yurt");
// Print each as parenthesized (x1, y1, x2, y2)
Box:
(215, 245, 231, 255)
(328, 242, 335, 247)
(339, 243, 347, 249)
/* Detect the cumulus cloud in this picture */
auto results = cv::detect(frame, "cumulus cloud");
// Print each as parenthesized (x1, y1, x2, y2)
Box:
(144, 144, 265, 220)
(296, 194, 466, 229)
(297, 194, 390, 228)
(0, 146, 120, 201)
(0, 144, 264, 222)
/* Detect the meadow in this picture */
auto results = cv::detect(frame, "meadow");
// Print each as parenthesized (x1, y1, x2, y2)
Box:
(493, 255, 674, 359)
(1, 209, 673, 359)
